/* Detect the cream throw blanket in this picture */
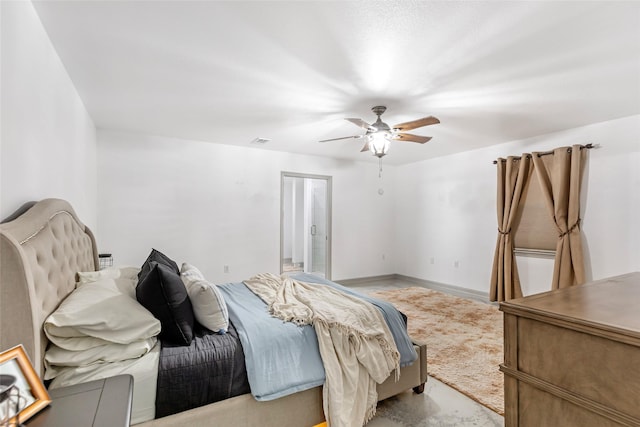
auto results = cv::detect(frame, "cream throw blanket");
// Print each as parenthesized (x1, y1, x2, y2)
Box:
(244, 273, 400, 427)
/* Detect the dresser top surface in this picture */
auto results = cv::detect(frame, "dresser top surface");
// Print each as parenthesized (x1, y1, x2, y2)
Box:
(500, 272, 640, 337)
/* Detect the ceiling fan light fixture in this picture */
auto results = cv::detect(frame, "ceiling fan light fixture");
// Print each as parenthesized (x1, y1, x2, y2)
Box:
(369, 131, 390, 158)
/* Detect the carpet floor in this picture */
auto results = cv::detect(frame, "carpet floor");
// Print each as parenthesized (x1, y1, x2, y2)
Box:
(371, 287, 504, 415)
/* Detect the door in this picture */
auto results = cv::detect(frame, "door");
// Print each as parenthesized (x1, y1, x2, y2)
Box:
(281, 172, 332, 279)
(308, 179, 327, 276)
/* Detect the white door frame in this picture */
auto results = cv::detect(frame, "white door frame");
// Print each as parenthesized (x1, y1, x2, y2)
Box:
(280, 172, 332, 280)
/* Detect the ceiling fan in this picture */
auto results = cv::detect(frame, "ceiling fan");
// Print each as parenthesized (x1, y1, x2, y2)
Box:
(319, 106, 440, 158)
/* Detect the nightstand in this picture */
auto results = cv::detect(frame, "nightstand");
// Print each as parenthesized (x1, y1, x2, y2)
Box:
(26, 375, 133, 427)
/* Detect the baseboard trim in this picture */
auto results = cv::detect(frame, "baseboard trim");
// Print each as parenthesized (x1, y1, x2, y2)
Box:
(337, 275, 397, 286)
(394, 274, 492, 304)
(337, 274, 492, 304)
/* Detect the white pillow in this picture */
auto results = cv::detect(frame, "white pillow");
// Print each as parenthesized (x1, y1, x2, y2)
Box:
(44, 337, 157, 379)
(77, 266, 140, 299)
(180, 263, 229, 334)
(45, 277, 161, 349)
(77, 267, 120, 284)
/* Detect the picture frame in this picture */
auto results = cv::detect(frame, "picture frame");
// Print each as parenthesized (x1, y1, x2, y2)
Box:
(0, 345, 51, 425)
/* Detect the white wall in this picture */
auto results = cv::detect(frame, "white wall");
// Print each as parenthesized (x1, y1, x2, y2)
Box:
(0, 1, 97, 227)
(98, 117, 638, 291)
(97, 130, 396, 283)
(395, 115, 640, 296)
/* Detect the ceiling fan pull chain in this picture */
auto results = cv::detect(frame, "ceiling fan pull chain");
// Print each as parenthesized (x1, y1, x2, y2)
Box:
(379, 158, 383, 178)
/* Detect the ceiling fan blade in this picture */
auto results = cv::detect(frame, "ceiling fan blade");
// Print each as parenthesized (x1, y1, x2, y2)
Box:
(360, 141, 370, 152)
(393, 116, 440, 132)
(319, 135, 363, 143)
(345, 118, 372, 130)
(393, 133, 433, 144)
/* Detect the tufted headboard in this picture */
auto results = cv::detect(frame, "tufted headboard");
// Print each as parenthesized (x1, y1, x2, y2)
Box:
(0, 199, 98, 376)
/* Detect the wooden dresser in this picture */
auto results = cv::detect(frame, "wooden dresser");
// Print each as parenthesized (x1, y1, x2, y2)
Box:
(499, 272, 640, 427)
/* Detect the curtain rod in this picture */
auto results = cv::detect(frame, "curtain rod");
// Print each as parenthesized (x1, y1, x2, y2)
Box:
(492, 143, 595, 164)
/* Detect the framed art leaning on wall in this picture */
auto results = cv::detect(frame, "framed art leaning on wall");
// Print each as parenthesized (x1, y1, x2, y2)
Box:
(0, 345, 51, 425)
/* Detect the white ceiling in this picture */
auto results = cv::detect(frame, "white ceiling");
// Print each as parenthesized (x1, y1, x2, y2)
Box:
(33, 1, 640, 165)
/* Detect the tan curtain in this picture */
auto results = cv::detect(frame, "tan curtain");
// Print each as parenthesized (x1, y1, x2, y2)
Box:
(532, 145, 586, 289)
(490, 155, 531, 302)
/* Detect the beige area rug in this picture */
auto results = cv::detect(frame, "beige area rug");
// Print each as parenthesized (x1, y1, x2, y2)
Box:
(371, 287, 504, 415)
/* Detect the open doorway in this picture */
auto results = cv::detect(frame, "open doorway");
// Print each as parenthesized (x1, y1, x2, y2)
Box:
(280, 172, 332, 279)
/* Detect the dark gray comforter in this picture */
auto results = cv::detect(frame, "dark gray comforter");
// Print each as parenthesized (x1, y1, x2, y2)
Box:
(155, 322, 250, 418)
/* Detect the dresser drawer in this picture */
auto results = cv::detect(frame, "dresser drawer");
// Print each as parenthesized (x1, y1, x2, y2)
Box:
(517, 317, 640, 417)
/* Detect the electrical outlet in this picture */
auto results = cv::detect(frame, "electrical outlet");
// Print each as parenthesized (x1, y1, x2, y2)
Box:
(224, 265, 229, 273)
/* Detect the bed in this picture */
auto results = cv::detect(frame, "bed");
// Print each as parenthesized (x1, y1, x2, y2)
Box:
(0, 198, 427, 427)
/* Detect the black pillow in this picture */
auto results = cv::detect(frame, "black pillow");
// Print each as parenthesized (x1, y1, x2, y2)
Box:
(138, 248, 179, 283)
(136, 261, 195, 345)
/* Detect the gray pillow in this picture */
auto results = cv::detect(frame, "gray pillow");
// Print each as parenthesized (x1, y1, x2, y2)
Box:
(180, 263, 229, 334)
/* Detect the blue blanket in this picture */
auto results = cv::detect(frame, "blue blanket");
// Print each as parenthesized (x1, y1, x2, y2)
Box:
(217, 274, 417, 401)
(217, 281, 324, 401)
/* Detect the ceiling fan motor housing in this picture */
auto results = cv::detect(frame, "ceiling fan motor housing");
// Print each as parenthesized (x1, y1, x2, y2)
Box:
(371, 106, 391, 132)
(371, 105, 387, 116)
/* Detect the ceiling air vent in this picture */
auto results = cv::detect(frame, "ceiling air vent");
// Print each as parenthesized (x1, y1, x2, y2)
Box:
(250, 137, 271, 145)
